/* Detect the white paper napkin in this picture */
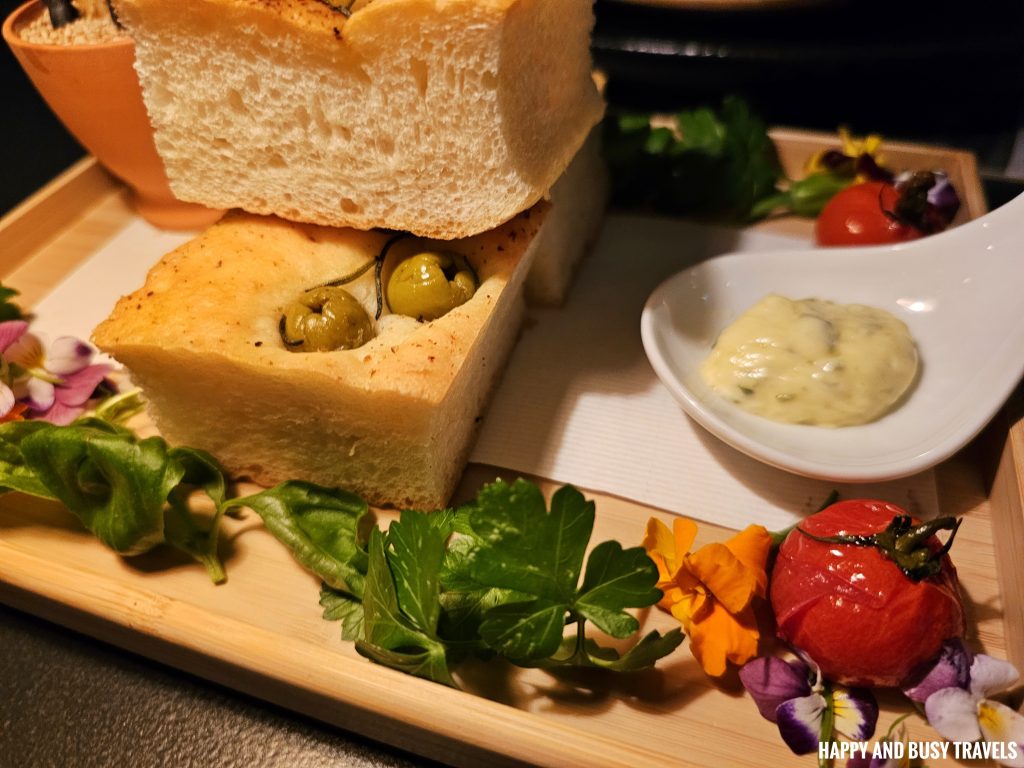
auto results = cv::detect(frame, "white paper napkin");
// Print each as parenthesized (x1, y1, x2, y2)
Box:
(30, 213, 938, 531)
(29, 219, 193, 346)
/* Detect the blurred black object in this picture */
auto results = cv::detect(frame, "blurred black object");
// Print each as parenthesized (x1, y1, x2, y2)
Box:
(593, 0, 1024, 166)
(1, 0, 85, 216)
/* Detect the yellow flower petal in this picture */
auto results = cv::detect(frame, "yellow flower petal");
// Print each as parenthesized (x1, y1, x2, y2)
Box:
(683, 542, 759, 614)
(839, 126, 857, 155)
(673, 517, 698, 560)
(646, 549, 673, 584)
(645, 550, 681, 610)
(642, 517, 768, 679)
(688, 602, 760, 677)
(670, 589, 711, 634)
(804, 149, 829, 176)
(643, 516, 699, 587)
(670, 595, 696, 633)
(724, 525, 771, 596)
(642, 518, 674, 561)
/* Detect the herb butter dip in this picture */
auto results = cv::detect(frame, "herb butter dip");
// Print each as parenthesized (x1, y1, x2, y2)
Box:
(700, 295, 918, 427)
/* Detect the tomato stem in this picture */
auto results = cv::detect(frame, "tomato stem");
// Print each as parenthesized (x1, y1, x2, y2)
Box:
(796, 515, 962, 582)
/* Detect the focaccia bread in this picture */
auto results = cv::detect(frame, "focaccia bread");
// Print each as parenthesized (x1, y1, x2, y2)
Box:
(92, 206, 546, 508)
(111, 0, 604, 239)
(523, 127, 608, 305)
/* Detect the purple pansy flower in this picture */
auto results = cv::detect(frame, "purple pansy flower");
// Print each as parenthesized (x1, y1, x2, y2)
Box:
(740, 654, 878, 756)
(894, 169, 961, 232)
(902, 638, 973, 704)
(918, 649, 1024, 768)
(925, 171, 961, 224)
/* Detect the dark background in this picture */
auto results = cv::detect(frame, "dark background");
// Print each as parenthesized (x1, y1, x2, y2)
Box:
(1, 0, 1022, 766)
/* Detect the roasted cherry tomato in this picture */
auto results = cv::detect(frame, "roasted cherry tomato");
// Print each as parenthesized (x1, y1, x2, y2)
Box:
(815, 181, 924, 246)
(770, 500, 965, 687)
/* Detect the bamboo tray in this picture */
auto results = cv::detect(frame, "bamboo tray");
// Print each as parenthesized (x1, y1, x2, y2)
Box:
(0, 134, 1020, 768)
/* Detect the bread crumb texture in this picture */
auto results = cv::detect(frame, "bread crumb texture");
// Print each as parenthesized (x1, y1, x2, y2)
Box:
(93, 205, 547, 507)
(111, 0, 603, 238)
(17, 2, 126, 44)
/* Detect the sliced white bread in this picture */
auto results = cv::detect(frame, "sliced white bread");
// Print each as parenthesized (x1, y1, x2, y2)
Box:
(524, 127, 608, 305)
(112, 0, 604, 239)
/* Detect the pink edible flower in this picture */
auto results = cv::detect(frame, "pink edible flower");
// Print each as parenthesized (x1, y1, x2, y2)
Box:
(5, 332, 111, 425)
(0, 320, 29, 420)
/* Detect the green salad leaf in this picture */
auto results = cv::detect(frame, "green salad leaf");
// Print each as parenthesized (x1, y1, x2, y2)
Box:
(0, 284, 22, 322)
(604, 96, 783, 221)
(465, 480, 680, 667)
(356, 519, 454, 686)
(253, 478, 681, 686)
(0, 418, 230, 582)
(225, 481, 369, 596)
(320, 585, 364, 642)
(0, 421, 58, 499)
(164, 447, 230, 583)
(6, 416, 677, 684)
(2, 409, 682, 685)
(20, 422, 185, 555)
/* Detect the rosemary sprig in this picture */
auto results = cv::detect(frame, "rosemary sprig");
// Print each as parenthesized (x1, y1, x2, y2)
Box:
(278, 231, 412, 347)
(313, 0, 359, 18)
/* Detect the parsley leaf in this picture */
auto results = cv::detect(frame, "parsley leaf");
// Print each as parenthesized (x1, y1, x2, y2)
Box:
(468, 482, 594, 602)
(356, 523, 453, 686)
(385, 509, 452, 634)
(464, 479, 678, 669)
(575, 540, 663, 638)
(320, 585, 364, 642)
(581, 629, 685, 672)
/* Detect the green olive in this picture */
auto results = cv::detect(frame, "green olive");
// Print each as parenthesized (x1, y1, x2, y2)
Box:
(280, 286, 373, 352)
(386, 251, 478, 322)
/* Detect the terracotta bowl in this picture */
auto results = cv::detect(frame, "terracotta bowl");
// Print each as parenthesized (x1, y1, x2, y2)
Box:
(3, 0, 223, 230)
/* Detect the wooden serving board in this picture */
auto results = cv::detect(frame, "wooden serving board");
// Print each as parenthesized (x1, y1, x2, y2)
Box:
(0, 136, 1019, 768)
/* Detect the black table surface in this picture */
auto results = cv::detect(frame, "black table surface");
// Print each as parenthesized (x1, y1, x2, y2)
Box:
(1, 0, 1022, 766)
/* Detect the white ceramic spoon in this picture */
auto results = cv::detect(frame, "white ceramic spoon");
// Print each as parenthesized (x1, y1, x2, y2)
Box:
(641, 193, 1024, 482)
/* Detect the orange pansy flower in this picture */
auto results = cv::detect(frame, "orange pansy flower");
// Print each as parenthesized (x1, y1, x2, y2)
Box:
(642, 518, 771, 677)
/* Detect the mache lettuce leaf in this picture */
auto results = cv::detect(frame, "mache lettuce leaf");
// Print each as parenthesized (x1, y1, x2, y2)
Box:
(1, 418, 230, 582)
(225, 480, 369, 596)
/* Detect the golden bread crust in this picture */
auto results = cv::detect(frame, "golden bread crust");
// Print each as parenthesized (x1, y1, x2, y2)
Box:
(93, 207, 546, 508)
(95, 208, 544, 403)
